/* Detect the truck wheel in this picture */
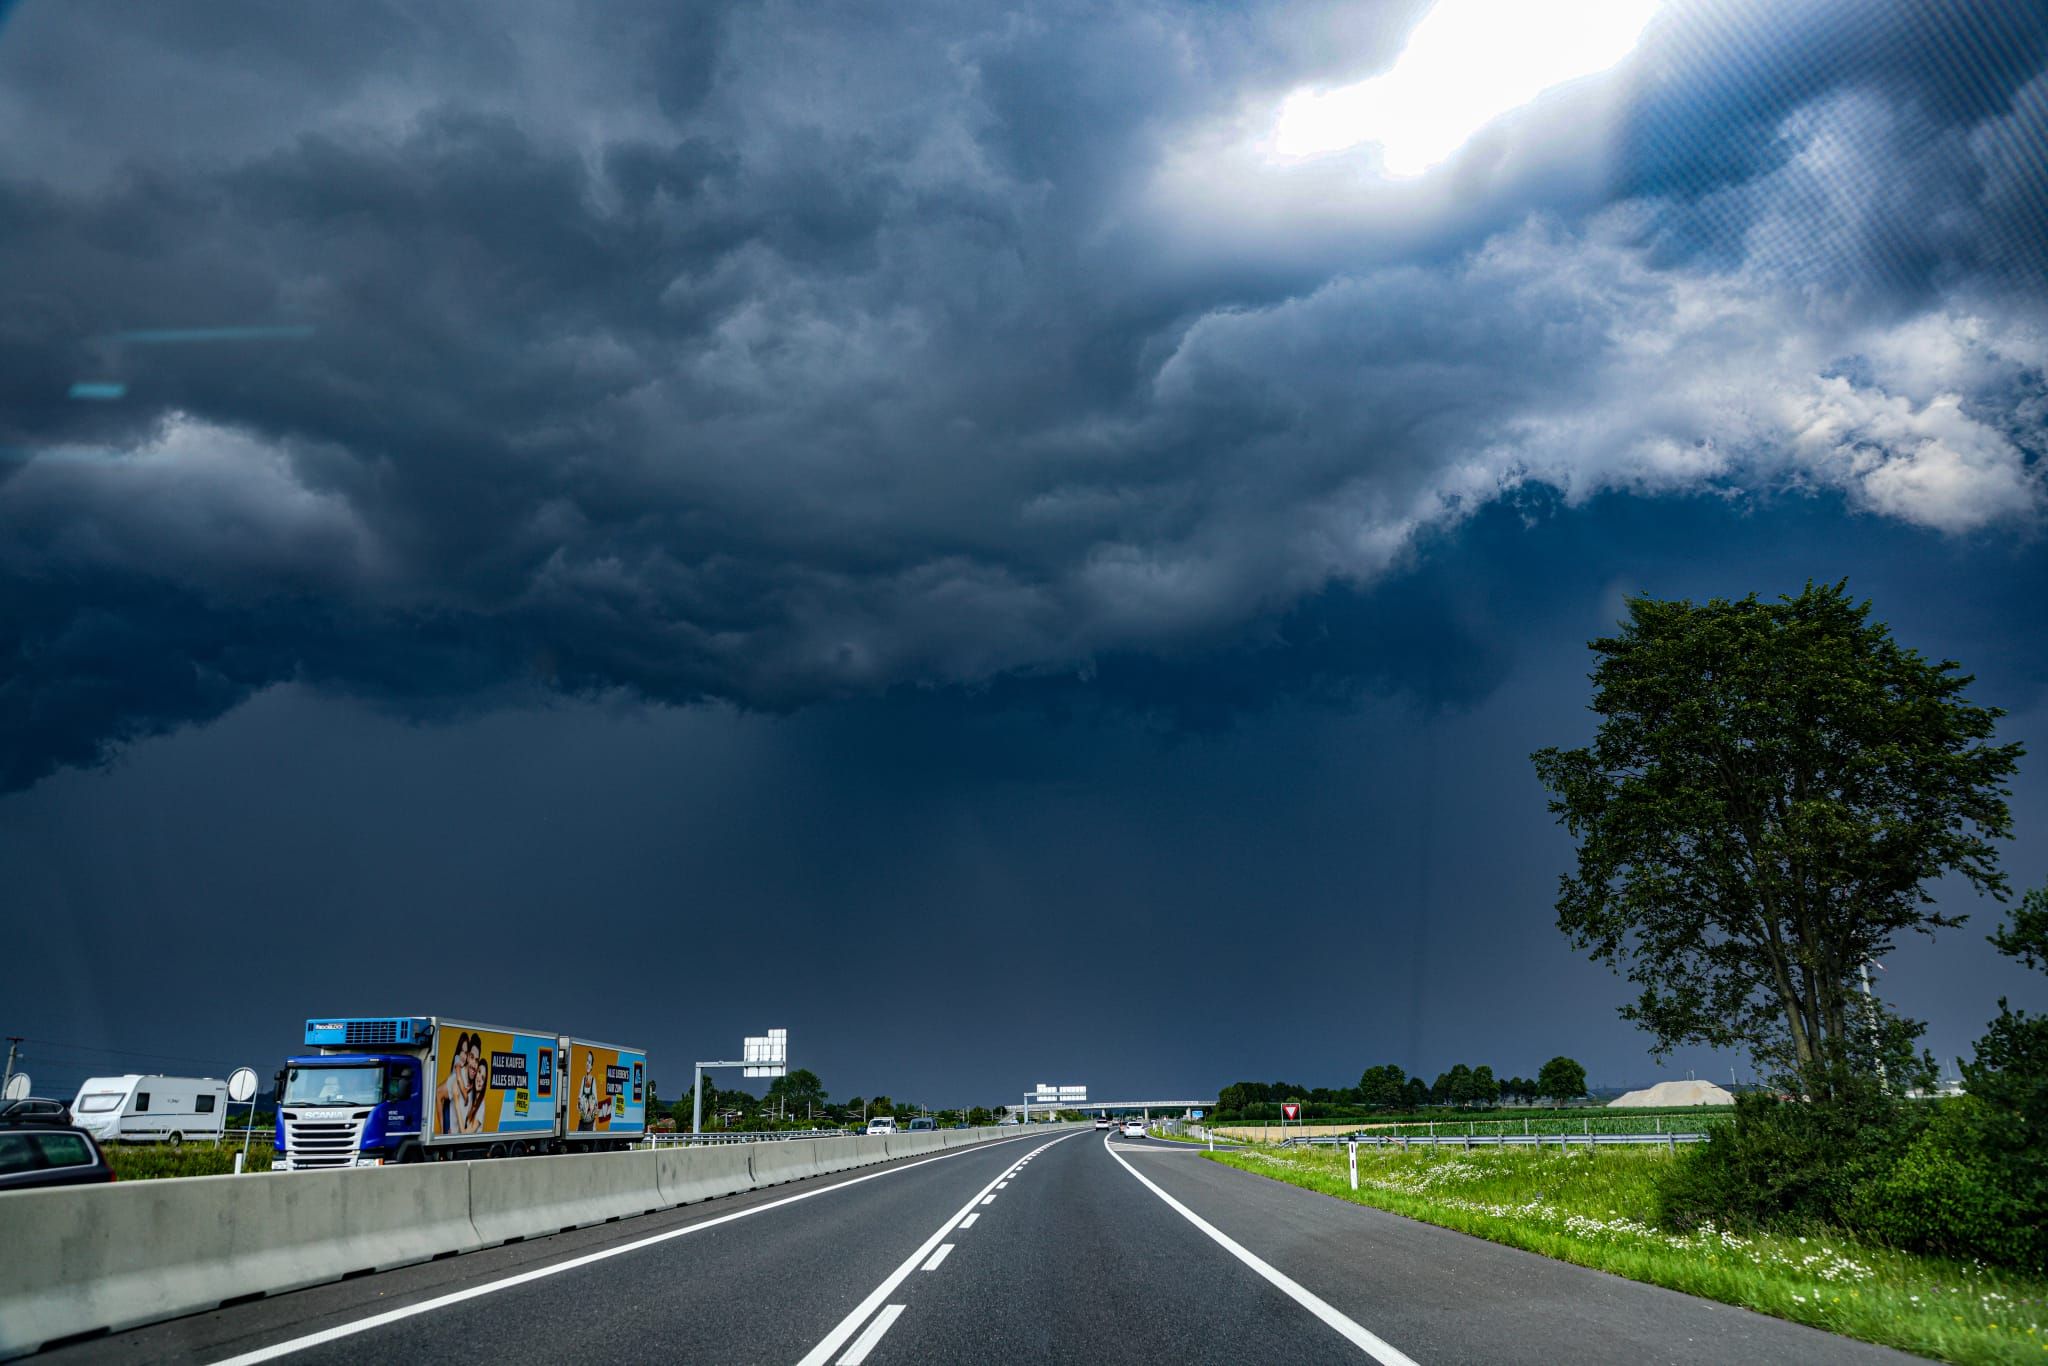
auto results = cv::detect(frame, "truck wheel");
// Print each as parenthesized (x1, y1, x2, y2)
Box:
(393, 1142, 423, 1165)
(509, 1141, 530, 1158)
(487, 1142, 507, 1160)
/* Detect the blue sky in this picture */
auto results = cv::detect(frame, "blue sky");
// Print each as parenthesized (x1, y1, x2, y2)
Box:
(1, 0, 2043, 1103)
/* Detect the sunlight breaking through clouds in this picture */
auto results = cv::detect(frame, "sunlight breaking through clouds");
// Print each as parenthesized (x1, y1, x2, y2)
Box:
(1272, 0, 1660, 174)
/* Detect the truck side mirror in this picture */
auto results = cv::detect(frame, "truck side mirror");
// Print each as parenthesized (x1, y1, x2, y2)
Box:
(273, 1070, 286, 1103)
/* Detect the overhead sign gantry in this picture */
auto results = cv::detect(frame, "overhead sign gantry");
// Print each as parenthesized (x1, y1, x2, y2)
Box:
(693, 1028, 787, 1134)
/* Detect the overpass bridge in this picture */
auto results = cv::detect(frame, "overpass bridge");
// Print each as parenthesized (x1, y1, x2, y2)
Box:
(1005, 1099, 1213, 1121)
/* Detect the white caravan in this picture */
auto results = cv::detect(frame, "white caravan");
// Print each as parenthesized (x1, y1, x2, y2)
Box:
(70, 1075, 230, 1145)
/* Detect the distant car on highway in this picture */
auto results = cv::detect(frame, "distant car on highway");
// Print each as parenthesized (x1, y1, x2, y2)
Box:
(906, 1116, 936, 1132)
(1093, 1116, 1112, 1130)
(0, 1097, 72, 1127)
(0, 1126, 116, 1191)
(866, 1116, 898, 1135)
(1122, 1119, 1145, 1137)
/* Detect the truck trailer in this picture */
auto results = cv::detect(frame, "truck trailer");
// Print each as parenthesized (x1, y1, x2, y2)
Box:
(275, 1016, 647, 1169)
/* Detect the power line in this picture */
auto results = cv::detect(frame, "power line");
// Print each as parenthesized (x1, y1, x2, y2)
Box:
(17, 1037, 241, 1069)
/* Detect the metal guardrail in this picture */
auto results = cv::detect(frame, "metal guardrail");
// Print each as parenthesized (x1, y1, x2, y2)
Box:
(1287, 1131, 1708, 1150)
(641, 1128, 854, 1147)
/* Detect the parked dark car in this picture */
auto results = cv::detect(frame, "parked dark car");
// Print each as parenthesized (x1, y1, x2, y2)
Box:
(0, 1096, 73, 1127)
(0, 1126, 117, 1190)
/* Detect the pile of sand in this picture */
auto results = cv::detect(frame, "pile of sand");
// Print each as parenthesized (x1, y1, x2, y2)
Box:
(1606, 1079, 1735, 1108)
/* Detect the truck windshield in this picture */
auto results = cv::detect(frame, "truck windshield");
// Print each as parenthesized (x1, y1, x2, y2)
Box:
(283, 1066, 384, 1107)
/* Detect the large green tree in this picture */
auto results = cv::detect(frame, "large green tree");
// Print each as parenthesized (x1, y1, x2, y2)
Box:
(1533, 582, 2021, 1089)
(1358, 1064, 1407, 1110)
(1537, 1056, 1587, 1104)
(1470, 1065, 1500, 1107)
(767, 1068, 827, 1119)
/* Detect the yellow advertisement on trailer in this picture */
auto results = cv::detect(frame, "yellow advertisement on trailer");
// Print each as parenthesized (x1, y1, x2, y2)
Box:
(563, 1038, 648, 1139)
(428, 1021, 559, 1142)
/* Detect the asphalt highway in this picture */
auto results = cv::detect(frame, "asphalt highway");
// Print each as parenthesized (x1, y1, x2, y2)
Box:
(43, 1129, 1914, 1365)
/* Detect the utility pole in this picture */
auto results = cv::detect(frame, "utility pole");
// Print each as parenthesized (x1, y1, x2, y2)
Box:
(1, 1038, 21, 1095)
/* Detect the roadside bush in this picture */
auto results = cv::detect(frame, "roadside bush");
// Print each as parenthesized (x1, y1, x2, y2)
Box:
(1658, 895, 2048, 1274)
(104, 1141, 274, 1180)
(1849, 1097, 2043, 1270)
(1656, 1086, 1914, 1235)
(1658, 1087, 2045, 1273)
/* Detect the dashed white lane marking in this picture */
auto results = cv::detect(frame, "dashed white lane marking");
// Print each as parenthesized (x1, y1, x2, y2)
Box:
(204, 1133, 1048, 1366)
(958, 1213, 979, 1229)
(796, 1130, 1086, 1366)
(1101, 1134, 1419, 1366)
(921, 1244, 955, 1272)
(996, 1180, 1009, 1188)
(836, 1304, 905, 1365)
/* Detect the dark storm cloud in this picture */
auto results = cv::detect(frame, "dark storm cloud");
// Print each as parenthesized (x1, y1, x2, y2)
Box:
(2, 0, 2045, 789)
(1620, 0, 2048, 302)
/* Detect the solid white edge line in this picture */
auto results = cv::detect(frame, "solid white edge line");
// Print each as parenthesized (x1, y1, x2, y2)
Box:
(795, 1131, 1084, 1366)
(1102, 1135, 1419, 1366)
(836, 1304, 905, 1365)
(206, 1133, 1047, 1366)
(921, 1244, 954, 1272)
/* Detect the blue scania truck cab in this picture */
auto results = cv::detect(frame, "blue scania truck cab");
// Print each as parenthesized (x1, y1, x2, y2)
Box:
(276, 1015, 649, 1170)
(274, 1017, 431, 1169)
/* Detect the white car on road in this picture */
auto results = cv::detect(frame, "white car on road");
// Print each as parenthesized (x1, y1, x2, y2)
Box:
(1121, 1119, 1145, 1137)
(865, 1116, 897, 1135)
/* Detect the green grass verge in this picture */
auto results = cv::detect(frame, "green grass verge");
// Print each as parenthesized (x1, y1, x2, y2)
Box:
(1207, 1144, 2047, 1365)
(104, 1140, 275, 1179)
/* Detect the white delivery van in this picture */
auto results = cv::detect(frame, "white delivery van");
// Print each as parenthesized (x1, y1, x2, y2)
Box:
(70, 1075, 230, 1145)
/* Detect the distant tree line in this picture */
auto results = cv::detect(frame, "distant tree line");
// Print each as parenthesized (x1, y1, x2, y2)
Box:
(654, 1069, 1002, 1132)
(1212, 1056, 1587, 1121)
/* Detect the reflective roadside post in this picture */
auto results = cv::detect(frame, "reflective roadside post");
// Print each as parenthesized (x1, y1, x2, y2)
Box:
(1349, 1140, 1359, 1191)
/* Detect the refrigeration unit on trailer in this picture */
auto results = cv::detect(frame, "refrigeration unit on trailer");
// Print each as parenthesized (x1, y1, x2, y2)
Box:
(70, 1075, 229, 1145)
(275, 1016, 647, 1169)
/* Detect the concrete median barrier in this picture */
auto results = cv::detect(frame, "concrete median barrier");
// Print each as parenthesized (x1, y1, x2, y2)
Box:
(0, 1162, 479, 1359)
(748, 1140, 822, 1186)
(884, 1130, 937, 1163)
(468, 1150, 665, 1245)
(806, 1136, 861, 1174)
(653, 1142, 757, 1206)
